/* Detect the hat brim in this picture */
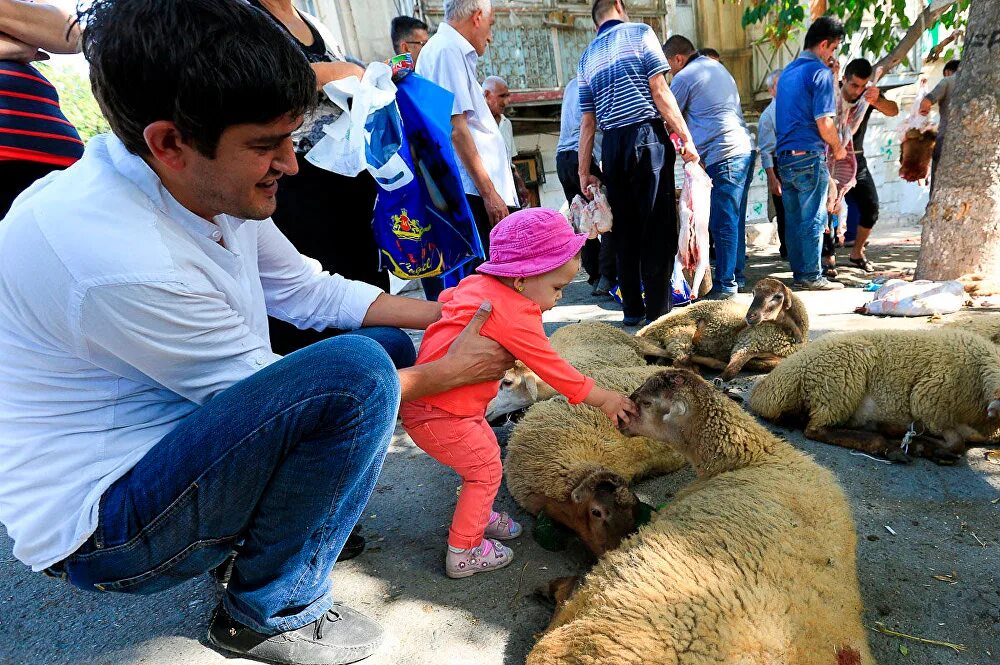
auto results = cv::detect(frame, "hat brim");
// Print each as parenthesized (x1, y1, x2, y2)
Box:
(476, 232, 589, 278)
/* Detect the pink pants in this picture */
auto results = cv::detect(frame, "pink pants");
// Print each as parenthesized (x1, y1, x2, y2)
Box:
(400, 402, 502, 550)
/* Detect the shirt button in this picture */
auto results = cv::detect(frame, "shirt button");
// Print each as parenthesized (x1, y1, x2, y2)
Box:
(254, 357, 266, 367)
(211, 231, 222, 241)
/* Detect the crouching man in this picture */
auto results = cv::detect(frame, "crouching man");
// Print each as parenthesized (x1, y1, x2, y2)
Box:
(0, 2, 511, 665)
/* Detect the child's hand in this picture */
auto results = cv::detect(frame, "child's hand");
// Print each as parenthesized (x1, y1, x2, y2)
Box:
(587, 388, 637, 428)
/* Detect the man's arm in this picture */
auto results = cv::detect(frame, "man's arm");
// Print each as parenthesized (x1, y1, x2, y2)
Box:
(0, 0, 80, 54)
(871, 95, 899, 117)
(398, 303, 513, 402)
(0, 32, 41, 62)
(816, 116, 846, 160)
(451, 113, 508, 226)
(362, 292, 441, 330)
(578, 111, 600, 196)
(649, 74, 699, 164)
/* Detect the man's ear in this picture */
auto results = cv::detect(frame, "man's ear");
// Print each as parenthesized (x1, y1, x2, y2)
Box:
(143, 121, 190, 173)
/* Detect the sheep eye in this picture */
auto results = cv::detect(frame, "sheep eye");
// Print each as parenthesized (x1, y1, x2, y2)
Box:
(501, 379, 514, 387)
(591, 508, 603, 518)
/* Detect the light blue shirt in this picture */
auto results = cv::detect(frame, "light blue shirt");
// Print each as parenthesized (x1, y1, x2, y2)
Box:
(0, 134, 383, 570)
(556, 78, 602, 162)
(578, 21, 670, 131)
(757, 100, 777, 169)
(670, 54, 752, 168)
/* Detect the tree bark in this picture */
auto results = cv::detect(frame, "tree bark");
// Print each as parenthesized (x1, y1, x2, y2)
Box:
(914, 0, 1000, 281)
(874, 0, 962, 73)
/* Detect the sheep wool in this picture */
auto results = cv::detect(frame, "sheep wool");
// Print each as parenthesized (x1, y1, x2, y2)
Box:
(529, 371, 873, 665)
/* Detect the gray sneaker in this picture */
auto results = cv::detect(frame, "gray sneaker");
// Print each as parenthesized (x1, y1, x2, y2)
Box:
(793, 277, 844, 291)
(208, 603, 383, 665)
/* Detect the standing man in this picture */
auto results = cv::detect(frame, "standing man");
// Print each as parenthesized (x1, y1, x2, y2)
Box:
(841, 58, 898, 273)
(663, 35, 754, 299)
(556, 76, 615, 296)
(774, 15, 847, 291)
(919, 59, 960, 188)
(482, 75, 529, 206)
(578, 0, 699, 327)
(757, 69, 786, 260)
(390, 15, 430, 65)
(417, 0, 518, 259)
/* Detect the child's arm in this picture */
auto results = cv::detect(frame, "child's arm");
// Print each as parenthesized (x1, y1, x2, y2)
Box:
(582, 385, 637, 428)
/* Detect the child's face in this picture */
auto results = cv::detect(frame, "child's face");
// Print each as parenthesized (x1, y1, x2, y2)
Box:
(515, 257, 581, 312)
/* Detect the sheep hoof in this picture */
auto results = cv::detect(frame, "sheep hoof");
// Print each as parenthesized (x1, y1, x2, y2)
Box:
(886, 449, 912, 464)
(932, 452, 961, 466)
(712, 377, 726, 389)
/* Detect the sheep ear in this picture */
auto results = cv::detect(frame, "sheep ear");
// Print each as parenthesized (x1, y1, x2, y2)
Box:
(782, 284, 793, 310)
(571, 469, 626, 503)
(526, 374, 538, 401)
(661, 400, 687, 422)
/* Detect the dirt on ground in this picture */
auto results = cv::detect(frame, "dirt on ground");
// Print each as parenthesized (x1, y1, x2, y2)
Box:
(1, 229, 997, 664)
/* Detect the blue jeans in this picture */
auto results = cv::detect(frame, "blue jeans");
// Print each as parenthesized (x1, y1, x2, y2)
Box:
(705, 152, 754, 293)
(60, 330, 407, 635)
(777, 152, 829, 283)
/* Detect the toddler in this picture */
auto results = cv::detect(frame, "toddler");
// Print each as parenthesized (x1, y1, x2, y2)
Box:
(400, 208, 636, 579)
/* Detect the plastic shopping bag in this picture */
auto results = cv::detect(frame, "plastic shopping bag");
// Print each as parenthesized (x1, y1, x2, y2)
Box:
(676, 162, 712, 298)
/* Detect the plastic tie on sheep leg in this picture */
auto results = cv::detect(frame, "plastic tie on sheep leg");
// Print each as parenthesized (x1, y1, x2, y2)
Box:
(900, 421, 923, 455)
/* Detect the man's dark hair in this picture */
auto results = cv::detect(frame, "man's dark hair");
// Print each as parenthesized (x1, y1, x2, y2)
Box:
(844, 58, 873, 81)
(591, 0, 619, 27)
(80, 0, 316, 158)
(662, 35, 696, 59)
(391, 15, 428, 52)
(699, 47, 721, 60)
(803, 15, 845, 50)
(943, 59, 960, 74)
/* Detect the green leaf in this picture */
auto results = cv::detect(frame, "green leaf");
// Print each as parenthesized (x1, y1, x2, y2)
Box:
(899, 644, 910, 656)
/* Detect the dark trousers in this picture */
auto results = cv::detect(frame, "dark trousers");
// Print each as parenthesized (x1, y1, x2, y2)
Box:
(555, 151, 616, 283)
(268, 155, 390, 351)
(601, 121, 677, 321)
(773, 189, 787, 258)
(0, 160, 64, 220)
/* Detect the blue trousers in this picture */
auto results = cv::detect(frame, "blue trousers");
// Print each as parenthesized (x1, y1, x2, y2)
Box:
(777, 152, 829, 283)
(705, 152, 754, 293)
(60, 329, 409, 635)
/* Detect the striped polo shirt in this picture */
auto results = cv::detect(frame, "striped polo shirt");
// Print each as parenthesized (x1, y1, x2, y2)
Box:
(577, 20, 669, 131)
(0, 62, 84, 167)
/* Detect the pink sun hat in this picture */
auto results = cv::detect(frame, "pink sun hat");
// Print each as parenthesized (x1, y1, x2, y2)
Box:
(476, 208, 588, 278)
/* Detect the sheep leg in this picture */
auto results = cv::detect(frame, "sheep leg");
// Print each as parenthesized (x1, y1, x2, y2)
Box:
(719, 348, 755, 381)
(689, 354, 727, 370)
(906, 431, 966, 465)
(803, 425, 911, 463)
(743, 354, 784, 373)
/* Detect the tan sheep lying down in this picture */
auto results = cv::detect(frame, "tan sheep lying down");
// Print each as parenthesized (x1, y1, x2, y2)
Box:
(942, 311, 1000, 346)
(528, 369, 873, 665)
(638, 278, 809, 381)
(505, 365, 686, 557)
(750, 328, 1000, 464)
(486, 321, 668, 421)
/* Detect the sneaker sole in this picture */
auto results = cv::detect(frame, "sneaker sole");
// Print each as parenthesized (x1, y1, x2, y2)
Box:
(446, 550, 514, 579)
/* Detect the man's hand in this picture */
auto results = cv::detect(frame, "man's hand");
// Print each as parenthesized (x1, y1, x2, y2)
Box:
(863, 85, 880, 104)
(766, 171, 782, 197)
(442, 302, 514, 385)
(918, 97, 933, 116)
(483, 188, 509, 227)
(833, 144, 847, 161)
(579, 173, 600, 199)
(680, 143, 700, 165)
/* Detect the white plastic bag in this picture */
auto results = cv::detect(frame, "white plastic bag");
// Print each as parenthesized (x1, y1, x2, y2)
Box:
(306, 62, 413, 190)
(861, 279, 966, 316)
(676, 162, 712, 297)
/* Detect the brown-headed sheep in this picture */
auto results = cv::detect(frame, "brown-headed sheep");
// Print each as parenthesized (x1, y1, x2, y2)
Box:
(638, 278, 809, 380)
(504, 365, 685, 557)
(528, 369, 873, 665)
(749, 328, 1000, 464)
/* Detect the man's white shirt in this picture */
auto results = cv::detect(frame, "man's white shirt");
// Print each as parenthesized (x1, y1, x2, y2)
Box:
(0, 134, 383, 570)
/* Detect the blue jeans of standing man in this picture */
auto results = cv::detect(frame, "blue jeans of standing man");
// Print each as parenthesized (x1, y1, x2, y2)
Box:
(705, 152, 754, 294)
(777, 151, 829, 283)
(59, 329, 408, 635)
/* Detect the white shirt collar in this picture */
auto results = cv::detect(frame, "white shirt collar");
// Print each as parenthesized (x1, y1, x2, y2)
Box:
(437, 21, 477, 59)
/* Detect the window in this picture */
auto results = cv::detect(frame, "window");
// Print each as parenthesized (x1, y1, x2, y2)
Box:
(295, 0, 319, 15)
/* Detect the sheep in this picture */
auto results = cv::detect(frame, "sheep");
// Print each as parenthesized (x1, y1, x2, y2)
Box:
(637, 278, 809, 380)
(528, 369, 873, 665)
(749, 328, 1000, 464)
(504, 364, 686, 557)
(941, 311, 1000, 346)
(486, 321, 669, 421)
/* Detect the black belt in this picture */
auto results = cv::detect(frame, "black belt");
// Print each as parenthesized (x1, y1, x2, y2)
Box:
(777, 149, 822, 156)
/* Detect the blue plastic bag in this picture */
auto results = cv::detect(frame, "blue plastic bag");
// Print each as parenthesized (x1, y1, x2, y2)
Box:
(371, 73, 484, 280)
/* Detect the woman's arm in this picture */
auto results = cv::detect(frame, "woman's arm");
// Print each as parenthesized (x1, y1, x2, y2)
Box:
(0, 0, 80, 54)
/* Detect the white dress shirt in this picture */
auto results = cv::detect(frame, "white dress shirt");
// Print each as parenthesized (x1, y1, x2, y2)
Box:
(416, 22, 518, 207)
(0, 134, 383, 571)
(499, 115, 515, 166)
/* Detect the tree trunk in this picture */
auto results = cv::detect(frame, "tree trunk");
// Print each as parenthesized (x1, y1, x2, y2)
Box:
(874, 0, 962, 73)
(914, 0, 1000, 281)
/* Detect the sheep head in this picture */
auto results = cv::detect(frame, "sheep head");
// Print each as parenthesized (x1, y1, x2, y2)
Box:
(545, 468, 638, 557)
(745, 277, 792, 327)
(485, 362, 556, 422)
(619, 369, 702, 448)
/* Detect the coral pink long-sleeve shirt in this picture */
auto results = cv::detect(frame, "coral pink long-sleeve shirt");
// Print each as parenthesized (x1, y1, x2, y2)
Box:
(414, 275, 595, 417)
